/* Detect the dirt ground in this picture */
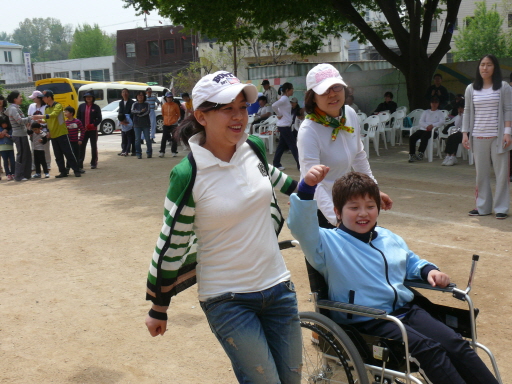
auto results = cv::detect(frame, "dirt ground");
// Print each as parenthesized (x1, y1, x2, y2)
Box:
(1, 133, 511, 384)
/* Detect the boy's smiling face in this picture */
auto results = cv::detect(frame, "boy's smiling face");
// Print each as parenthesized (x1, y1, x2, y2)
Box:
(336, 194, 378, 234)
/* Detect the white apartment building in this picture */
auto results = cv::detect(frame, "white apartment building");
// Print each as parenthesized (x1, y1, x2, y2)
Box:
(0, 41, 29, 84)
(32, 56, 115, 82)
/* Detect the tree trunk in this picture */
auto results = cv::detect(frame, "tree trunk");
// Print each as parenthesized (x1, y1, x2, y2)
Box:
(396, 55, 437, 111)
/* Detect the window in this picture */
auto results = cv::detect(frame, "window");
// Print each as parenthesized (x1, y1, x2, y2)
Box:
(509, 13, 512, 28)
(453, 18, 458, 31)
(126, 43, 136, 58)
(4, 51, 12, 62)
(34, 73, 51, 81)
(78, 90, 104, 101)
(84, 69, 110, 82)
(148, 41, 159, 56)
(54, 71, 69, 78)
(0, 80, 5, 85)
(183, 38, 193, 53)
(164, 39, 175, 54)
(72, 70, 81, 80)
(446, 52, 453, 63)
(431, 19, 437, 32)
(107, 88, 123, 103)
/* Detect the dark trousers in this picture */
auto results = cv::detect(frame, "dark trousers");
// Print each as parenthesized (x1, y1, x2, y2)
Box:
(67, 142, 80, 170)
(34, 150, 48, 174)
(52, 135, 79, 174)
(121, 130, 133, 154)
(0, 150, 15, 176)
(128, 129, 136, 154)
(445, 132, 463, 155)
(273, 125, 299, 169)
(79, 130, 98, 168)
(13, 136, 32, 181)
(355, 304, 498, 384)
(160, 125, 178, 154)
(409, 129, 437, 154)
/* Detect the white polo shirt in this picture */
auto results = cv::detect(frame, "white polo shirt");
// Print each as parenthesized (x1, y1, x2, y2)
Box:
(189, 132, 290, 301)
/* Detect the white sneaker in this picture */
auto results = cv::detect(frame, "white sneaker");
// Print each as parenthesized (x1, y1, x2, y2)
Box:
(445, 157, 455, 166)
(21, 178, 29, 181)
(277, 166, 286, 171)
(172, 153, 178, 157)
(159, 152, 165, 158)
(451, 156, 458, 165)
(31, 173, 41, 179)
(45, 173, 50, 178)
(442, 155, 450, 165)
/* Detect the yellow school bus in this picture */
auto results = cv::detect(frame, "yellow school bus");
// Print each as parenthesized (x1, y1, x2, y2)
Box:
(35, 78, 95, 111)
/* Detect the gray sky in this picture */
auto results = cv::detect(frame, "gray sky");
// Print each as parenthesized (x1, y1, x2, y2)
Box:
(2, 0, 169, 36)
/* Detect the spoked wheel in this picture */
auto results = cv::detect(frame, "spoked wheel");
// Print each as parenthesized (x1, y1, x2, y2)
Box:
(300, 312, 369, 384)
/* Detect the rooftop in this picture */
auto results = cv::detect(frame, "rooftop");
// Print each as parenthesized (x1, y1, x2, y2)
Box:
(0, 41, 22, 48)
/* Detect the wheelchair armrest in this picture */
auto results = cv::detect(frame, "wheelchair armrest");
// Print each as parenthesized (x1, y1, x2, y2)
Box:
(404, 279, 456, 293)
(317, 299, 388, 319)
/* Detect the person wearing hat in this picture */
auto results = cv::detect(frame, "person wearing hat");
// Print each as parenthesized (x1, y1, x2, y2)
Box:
(32, 90, 81, 178)
(28, 90, 52, 172)
(261, 79, 278, 105)
(159, 92, 181, 157)
(297, 63, 393, 228)
(145, 71, 302, 383)
(77, 92, 102, 170)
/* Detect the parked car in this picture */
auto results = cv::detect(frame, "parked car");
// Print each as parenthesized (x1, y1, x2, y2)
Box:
(98, 97, 182, 135)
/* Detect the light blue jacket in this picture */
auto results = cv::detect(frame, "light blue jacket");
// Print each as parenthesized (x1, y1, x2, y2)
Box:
(288, 194, 436, 324)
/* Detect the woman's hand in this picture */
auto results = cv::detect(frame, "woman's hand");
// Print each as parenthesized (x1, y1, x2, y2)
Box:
(379, 191, 393, 210)
(462, 132, 470, 149)
(145, 316, 167, 336)
(427, 270, 451, 288)
(503, 133, 511, 148)
(304, 165, 329, 186)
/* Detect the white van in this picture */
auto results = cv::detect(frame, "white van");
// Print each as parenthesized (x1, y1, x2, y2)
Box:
(77, 82, 166, 109)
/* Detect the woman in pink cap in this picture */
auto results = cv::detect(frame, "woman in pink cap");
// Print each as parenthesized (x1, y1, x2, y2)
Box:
(28, 90, 51, 171)
(298, 63, 393, 228)
(144, 71, 302, 383)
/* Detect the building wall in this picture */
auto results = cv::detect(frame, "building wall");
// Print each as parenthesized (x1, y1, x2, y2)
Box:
(0, 42, 29, 84)
(32, 56, 115, 82)
(114, 25, 197, 85)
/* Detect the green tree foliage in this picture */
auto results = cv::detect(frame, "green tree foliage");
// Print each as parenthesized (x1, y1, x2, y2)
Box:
(453, 3, 508, 61)
(0, 32, 11, 42)
(124, 0, 462, 109)
(69, 24, 116, 59)
(11, 18, 72, 62)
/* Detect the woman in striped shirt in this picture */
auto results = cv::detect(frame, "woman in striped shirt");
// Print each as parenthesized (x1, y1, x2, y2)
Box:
(462, 54, 512, 219)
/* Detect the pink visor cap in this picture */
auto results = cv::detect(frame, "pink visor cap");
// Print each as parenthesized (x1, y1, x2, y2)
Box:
(192, 71, 258, 110)
(306, 63, 347, 94)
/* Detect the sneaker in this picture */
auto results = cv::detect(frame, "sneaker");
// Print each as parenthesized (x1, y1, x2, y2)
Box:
(496, 213, 508, 219)
(137, 155, 142, 159)
(445, 157, 455, 166)
(44, 173, 50, 178)
(147, 154, 152, 159)
(79, 169, 86, 174)
(468, 209, 491, 216)
(151, 139, 156, 144)
(7, 175, 13, 181)
(118, 152, 123, 156)
(131, 153, 136, 156)
(442, 155, 450, 165)
(172, 152, 178, 157)
(21, 178, 29, 181)
(277, 166, 286, 171)
(417, 152, 424, 161)
(31, 173, 41, 179)
(451, 156, 458, 165)
(55, 173, 68, 178)
(159, 152, 165, 158)
(91, 165, 97, 169)
(408, 154, 416, 163)
(74, 172, 81, 177)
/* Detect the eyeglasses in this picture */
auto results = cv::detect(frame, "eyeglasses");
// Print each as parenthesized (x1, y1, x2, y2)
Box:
(320, 84, 345, 96)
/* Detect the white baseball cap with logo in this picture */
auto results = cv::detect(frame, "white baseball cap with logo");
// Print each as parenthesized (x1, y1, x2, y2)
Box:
(306, 63, 347, 95)
(192, 71, 258, 110)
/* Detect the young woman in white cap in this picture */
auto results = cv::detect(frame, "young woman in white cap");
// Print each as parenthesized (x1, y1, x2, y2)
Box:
(298, 63, 393, 228)
(144, 71, 302, 383)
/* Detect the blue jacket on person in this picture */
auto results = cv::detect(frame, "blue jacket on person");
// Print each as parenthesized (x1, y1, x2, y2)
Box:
(287, 193, 437, 325)
(0, 127, 13, 146)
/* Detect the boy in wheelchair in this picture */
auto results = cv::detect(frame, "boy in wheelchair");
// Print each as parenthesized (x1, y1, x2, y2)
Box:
(288, 166, 498, 384)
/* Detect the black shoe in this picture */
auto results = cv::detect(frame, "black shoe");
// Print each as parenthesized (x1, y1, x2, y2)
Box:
(91, 165, 97, 169)
(496, 213, 508, 219)
(468, 209, 491, 216)
(79, 169, 86, 174)
(408, 154, 416, 163)
(137, 155, 142, 159)
(118, 152, 123, 156)
(417, 152, 424, 161)
(147, 154, 152, 158)
(131, 153, 136, 156)
(55, 173, 68, 178)
(74, 172, 81, 177)
(151, 139, 156, 144)
(141, 140, 145, 145)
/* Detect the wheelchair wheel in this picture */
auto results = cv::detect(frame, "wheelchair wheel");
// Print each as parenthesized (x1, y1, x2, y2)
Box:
(300, 311, 369, 384)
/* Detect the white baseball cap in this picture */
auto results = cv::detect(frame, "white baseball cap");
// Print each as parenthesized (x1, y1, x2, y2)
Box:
(192, 71, 258, 110)
(306, 63, 347, 94)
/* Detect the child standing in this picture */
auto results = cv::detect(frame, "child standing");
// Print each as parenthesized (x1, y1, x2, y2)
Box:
(442, 100, 465, 166)
(29, 122, 49, 178)
(64, 106, 85, 173)
(0, 117, 15, 180)
(118, 113, 133, 156)
(288, 167, 500, 384)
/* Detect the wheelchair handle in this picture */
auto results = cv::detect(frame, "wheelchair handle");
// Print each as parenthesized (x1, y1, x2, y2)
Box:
(466, 254, 479, 294)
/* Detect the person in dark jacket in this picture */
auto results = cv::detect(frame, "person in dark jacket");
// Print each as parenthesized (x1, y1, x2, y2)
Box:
(131, 90, 152, 159)
(77, 92, 102, 169)
(118, 88, 135, 156)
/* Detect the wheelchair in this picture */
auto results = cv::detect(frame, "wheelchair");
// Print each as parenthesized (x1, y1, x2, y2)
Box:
(279, 241, 503, 384)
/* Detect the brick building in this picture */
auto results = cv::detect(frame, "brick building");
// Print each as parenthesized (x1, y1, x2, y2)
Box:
(114, 25, 198, 85)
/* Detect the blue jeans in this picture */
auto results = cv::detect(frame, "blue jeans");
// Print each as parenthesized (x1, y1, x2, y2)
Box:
(134, 126, 152, 156)
(200, 281, 302, 384)
(149, 110, 157, 139)
(0, 150, 15, 176)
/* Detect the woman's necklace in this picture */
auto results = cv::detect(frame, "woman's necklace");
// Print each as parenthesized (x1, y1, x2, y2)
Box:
(305, 106, 353, 141)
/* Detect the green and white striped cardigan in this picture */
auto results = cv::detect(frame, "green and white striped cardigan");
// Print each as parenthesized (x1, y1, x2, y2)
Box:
(146, 135, 298, 306)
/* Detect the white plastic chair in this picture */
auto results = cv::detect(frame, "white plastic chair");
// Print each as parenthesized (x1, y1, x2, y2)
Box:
(253, 116, 278, 154)
(388, 110, 405, 146)
(396, 106, 408, 115)
(410, 123, 444, 162)
(401, 109, 425, 144)
(360, 115, 381, 158)
(245, 114, 255, 133)
(377, 112, 390, 150)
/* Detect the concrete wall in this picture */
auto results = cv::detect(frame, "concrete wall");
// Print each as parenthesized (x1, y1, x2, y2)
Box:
(3, 82, 36, 98)
(33, 56, 115, 81)
(0, 65, 29, 84)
